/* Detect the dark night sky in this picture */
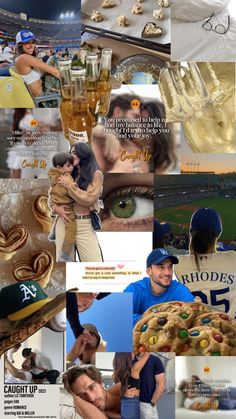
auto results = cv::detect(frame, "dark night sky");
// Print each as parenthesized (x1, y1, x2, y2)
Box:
(0, 0, 80, 20)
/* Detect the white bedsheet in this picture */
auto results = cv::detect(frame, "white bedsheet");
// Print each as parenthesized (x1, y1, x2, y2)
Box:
(171, 8, 236, 61)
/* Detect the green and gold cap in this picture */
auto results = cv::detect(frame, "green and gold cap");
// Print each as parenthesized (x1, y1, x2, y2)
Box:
(0, 281, 51, 321)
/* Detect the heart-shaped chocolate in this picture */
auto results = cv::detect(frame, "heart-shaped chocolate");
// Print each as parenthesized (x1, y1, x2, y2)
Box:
(32, 195, 53, 233)
(0, 225, 29, 261)
(12, 249, 54, 288)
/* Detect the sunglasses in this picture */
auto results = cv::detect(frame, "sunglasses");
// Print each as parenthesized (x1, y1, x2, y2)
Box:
(202, 13, 230, 35)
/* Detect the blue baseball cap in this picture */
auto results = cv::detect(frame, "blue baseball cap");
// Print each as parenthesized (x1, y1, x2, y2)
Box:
(190, 208, 222, 236)
(146, 248, 179, 268)
(56, 47, 63, 53)
(154, 219, 170, 237)
(16, 30, 36, 44)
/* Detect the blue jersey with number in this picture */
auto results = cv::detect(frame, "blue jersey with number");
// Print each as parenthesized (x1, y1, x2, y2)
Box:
(175, 251, 236, 318)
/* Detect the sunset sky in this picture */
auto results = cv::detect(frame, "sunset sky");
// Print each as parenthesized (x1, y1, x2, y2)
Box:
(181, 132, 236, 174)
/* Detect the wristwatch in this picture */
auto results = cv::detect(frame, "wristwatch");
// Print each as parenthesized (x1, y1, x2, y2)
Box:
(150, 402, 155, 407)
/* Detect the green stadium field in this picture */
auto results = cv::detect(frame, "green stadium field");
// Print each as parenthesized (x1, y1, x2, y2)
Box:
(155, 197, 236, 241)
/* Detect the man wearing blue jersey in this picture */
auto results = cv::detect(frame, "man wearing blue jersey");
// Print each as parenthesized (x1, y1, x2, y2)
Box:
(124, 248, 194, 325)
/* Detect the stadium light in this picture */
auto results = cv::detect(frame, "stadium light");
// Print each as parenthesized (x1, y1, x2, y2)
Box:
(60, 11, 75, 19)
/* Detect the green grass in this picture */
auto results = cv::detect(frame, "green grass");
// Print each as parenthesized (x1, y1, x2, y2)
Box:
(155, 197, 236, 240)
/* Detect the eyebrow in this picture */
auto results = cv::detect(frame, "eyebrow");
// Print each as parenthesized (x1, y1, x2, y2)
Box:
(77, 382, 96, 396)
(156, 263, 173, 267)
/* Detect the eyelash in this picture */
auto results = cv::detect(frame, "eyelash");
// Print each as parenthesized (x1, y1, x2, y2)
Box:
(102, 185, 154, 225)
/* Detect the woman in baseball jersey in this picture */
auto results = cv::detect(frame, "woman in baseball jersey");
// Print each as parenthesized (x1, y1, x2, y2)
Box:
(175, 208, 236, 318)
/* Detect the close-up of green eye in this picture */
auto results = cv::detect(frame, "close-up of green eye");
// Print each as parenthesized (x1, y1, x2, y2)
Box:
(101, 183, 154, 231)
(105, 186, 153, 221)
(111, 196, 136, 218)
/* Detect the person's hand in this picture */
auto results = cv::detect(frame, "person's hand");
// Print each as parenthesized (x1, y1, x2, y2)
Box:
(53, 205, 72, 224)
(55, 68, 60, 79)
(66, 334, 88, 363)
(71, 334, 88, 357)
(72, 394, 84, 415)
(58, 174, 75, 188)
(124, 387, 137, 398)
(83, 329, 91, 342)
(82, 330, 97, 346)
(52, 68, 60, 79)
(104, 133, 121, 163)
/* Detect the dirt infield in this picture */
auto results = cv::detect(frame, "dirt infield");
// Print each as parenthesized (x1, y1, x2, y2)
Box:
(177, 204, 199, 212)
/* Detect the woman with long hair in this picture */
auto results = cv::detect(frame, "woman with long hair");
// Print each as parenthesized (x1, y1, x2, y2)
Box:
(52, 142, 104, 262)
(14, 30, 60, 97)
(141, 101, 178, 174)
(113, 352, 150, 419)
(175, 207, 236, 317)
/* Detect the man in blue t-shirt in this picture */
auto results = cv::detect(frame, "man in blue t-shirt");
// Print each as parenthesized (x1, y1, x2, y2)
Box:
(139, 353, 165, 419)
(124, 248, 194, 325)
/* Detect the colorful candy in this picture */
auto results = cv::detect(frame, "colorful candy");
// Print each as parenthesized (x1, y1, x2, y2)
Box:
(181, 343, 190, 352)
(219, 314, 229, 321)
(179, 329, 188, 339)
(214, 334, 223, 343)
(158, 317, 167, 326)
(152, 308, 159, 313)
(149, 336, 158, 345)
(180, 313, 189, 319)
(190, 330, 200, 336)
(141, 324, 148, 332)
(200, 339, 209, 348)
(202, 318, 211, 324)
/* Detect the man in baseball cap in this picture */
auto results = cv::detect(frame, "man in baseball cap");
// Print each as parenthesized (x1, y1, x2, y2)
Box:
(16, 30, 36, 44)
(124, 248, 194, 325)
(66, 323, 107, 366)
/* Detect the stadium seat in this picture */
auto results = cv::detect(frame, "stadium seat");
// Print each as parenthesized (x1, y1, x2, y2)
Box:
(32, 91, 61, 108)
(0, 74, 35, 108)
(9, 66, 61, 108)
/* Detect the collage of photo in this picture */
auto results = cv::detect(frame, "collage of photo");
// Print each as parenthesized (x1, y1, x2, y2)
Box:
(0, 1, 236, 419)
